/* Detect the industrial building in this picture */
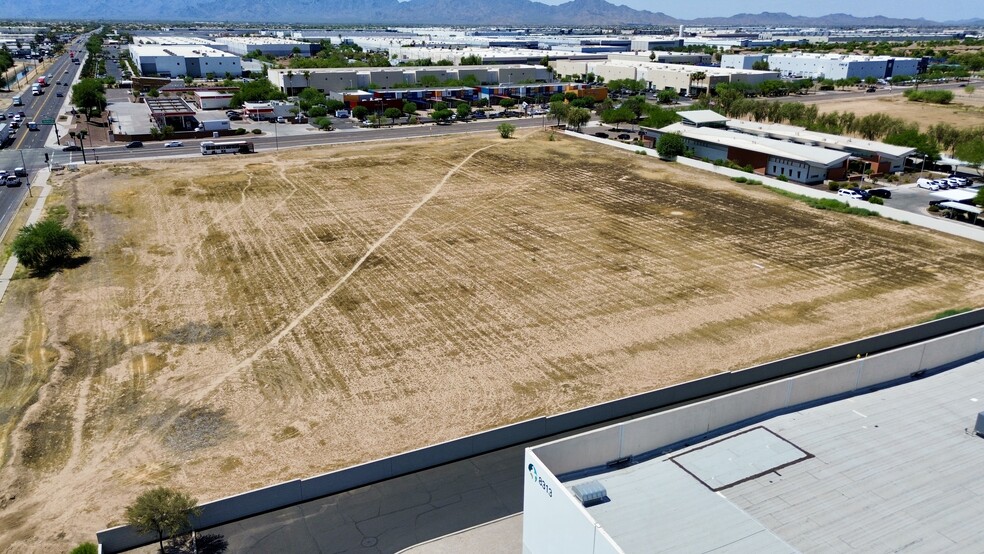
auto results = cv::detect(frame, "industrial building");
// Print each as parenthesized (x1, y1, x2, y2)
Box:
(764, 53, 924, 80)
(194, 91, 234, 110)
(639, 111, 915, 183)
(607, 51, 713, 66)
(386, 45, 602, 66)
(212, 36, 316, 57)
(554, 57, 778, 97)
(130, 44, 242, 79)
(720, 54, 769, 70)
(267, 64, 552, 95)
(523, 341, 984, 553)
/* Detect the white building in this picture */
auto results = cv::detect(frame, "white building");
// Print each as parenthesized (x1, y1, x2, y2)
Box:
(213, 36, 315, 57)
(523, 328, 984, 553)
(194, 91, 234, 110)
(387, 45, 601, 66)
(554, 57, 778, 96)
(766, 53, 922, 80)
(720, 54, 769, 70)
(130, 44, 242, 79)
(608, 51, 712, 66)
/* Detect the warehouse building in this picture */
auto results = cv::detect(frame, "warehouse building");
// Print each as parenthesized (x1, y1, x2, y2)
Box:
(554, 58, 778, 97)
(268, 64, 552, 95)
(765, 53, 924, 80)
(608, 51, 712, 66)
(523, 339, 984, 553)
(130, 44, 242, 79)
(213, 36, 316, 57)
(387, 45, 602, 66)
(720, 54, 769, 70)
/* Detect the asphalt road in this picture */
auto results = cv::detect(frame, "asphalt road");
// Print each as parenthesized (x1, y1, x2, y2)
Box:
(50, 115, 555, 165)
(9, 53, 80, 151)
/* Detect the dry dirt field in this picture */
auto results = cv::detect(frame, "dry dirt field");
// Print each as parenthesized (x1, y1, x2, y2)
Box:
(815, 87, 984, 130)
(2, 130, 984, 551)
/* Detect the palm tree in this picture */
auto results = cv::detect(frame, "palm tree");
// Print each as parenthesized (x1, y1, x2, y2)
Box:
(689, 72, 707, 98)
(302, 70, 311, 89)
(285, 70, 294, 95)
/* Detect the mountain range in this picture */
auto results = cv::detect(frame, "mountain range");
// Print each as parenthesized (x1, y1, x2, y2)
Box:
(0, 0, 969, 26)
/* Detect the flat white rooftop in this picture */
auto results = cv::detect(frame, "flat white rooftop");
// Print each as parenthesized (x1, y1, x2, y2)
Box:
(563, 357, 984, 553)
(657, 122, 850, 166)
(726, 119, 915, 159)
(130, 44, 238, 58)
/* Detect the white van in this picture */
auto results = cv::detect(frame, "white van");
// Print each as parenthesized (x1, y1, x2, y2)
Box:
(11, 96, 22, 106)
(916, 178, 940, 191)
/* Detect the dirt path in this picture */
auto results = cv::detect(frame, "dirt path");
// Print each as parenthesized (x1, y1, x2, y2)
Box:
(187, 141, 503, 405)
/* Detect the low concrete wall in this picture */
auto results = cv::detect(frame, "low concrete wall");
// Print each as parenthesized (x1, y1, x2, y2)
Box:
(98, 309, 984, 552)
(534, 323, 984, 476)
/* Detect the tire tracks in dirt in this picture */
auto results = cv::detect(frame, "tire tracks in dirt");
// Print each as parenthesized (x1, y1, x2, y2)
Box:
(186, 141, 503, 405)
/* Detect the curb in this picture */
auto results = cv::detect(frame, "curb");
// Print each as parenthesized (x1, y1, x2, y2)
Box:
(0, 167, 54, 302)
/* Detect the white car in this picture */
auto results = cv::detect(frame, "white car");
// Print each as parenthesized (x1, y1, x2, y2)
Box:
(917, 180, 940, 191)
(837, 189, 865, 200)
(164, 141, 183, 148)
(946, 177, 968, 187)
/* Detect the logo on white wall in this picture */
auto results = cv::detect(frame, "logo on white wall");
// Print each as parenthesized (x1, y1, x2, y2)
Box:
(529, 463, 553, 497)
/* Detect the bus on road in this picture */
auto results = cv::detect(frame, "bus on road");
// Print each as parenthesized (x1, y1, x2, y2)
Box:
(200, 140, 255, 155)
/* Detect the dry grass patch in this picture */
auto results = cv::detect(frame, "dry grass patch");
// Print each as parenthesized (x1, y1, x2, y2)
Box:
(2, 130, 984, 551)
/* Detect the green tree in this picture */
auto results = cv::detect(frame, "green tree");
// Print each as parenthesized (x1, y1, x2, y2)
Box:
(432, 109, 454, 123)
(352, 105, 369, 120)
(298, 87, 326, 111)
(456, 103, 471, 119)
(402, 101, 417, 116)
(566, 107, 591, 131)
(230, 77, 287, 107)
(124, 487, 201, 554)
(499, 98, 516, 109)
(601, 107, 634, 130)
(656, 132, 686, 159)
(549, 101, 569, 125)
(955, 138, 984, 177)
(460, 54, 483, 65)
(751, 60, 770, 70)
(12, 219, 82, 275)
(497, 122, 516, 138)
(976, 186, 984, 207)
(884, 128, 940, 161)
(689, 71, 707, 96)
(656, 89, 677, 104)
(70, 78, 107, 121)
(383, 107, 403, 124)
(432, 101, 448, 112)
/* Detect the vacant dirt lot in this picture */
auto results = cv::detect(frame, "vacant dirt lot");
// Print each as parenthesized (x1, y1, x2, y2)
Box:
(3, 130, 984, 551)
(816, 88, 984, 130)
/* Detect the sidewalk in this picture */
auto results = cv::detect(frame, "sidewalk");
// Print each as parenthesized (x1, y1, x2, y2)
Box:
(0, 167, 54, 302)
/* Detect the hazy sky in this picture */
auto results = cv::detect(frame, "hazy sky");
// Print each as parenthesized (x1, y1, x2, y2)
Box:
(534, 0, 982, 21)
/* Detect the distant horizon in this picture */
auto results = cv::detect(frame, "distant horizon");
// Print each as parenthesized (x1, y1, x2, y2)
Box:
(528, 0, 982, 22)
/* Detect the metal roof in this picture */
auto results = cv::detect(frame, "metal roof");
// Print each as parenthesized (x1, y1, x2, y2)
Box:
(678, 109, 729, 126)
(564, 357, 984, 553)
(656, 123, 850, 167)
(726, 119, 915, 158)
(940, 201, 983, 214)
(931, 189, 978, 202)
(145, 97, 195, 117)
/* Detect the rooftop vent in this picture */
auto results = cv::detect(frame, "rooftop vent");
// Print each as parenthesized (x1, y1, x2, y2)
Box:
(975, 411, 984, 437)
(572, 481, 609, 508)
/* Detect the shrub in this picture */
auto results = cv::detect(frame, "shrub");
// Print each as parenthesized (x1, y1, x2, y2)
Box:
(497, 122, 516, 138)
(70, 543, 98, 554)
(903, 89, 954, 104)
(742, 165, 755, 174)
(928, 204, 940, 212)
(828, 182, 841, 191)
(868, 196, 884, 205)
(777, 175, 789, 182)
(251, 128, 262, 134)
(234, 128, 247, 135)
(635, 149, 647, 156)
(731, 176, 748, 183)
(656, 132, 686, 159)
(747, 179, 763, 185)
(12, 219, 82, 275)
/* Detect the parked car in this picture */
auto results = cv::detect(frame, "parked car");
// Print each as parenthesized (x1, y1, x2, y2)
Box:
(13, 167, 28, 177)
(867, 188, 892, 199)
(837, 189, 866, 200)
(164, 140, 183, 148)
(849, 188, 871, 200)
(934, 179, 950, 190)
(917, 179, 940, 191)
(945, 177, 967, 187)
(472, 111, 487, 119)
(594, 132, 610, 138)
(125, 141, 143, 148)
(4, 175, 21, 186)
(62, 144, 81, 151)
(617, 133, 631, 140)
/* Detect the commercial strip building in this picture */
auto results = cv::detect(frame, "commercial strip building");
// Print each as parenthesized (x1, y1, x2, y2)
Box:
(331, 82, 602, 110)
(523, 336, 984, 553)
(722, 52, 925, 80)
(267, 64, 552, 95)
(554, 57, 778, 97)
(130, 44, 242, 79)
